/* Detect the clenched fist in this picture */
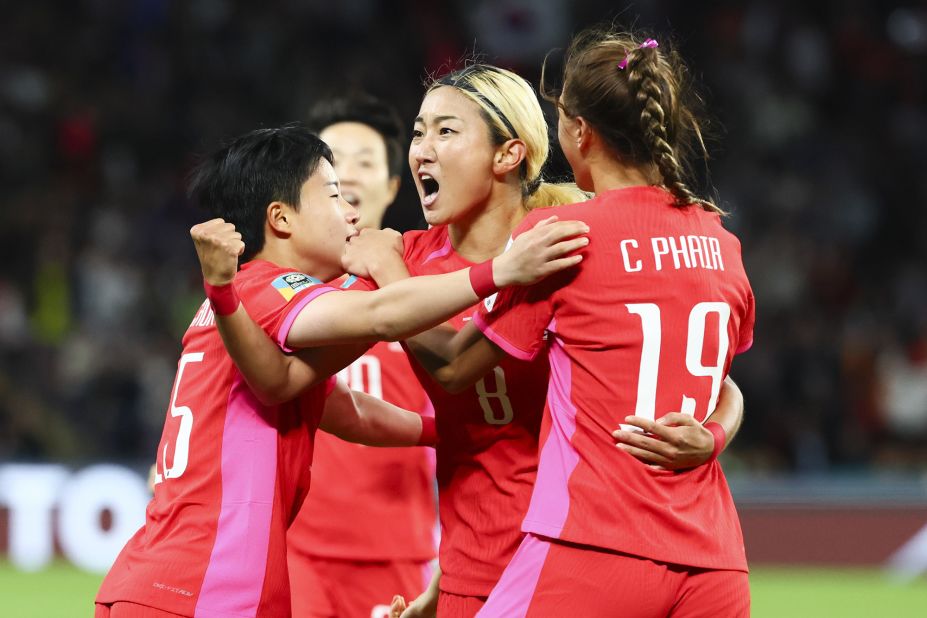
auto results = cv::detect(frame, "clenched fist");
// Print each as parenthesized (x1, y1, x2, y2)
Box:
(190, 218, 245, 285)
(342, 227, 404, 281)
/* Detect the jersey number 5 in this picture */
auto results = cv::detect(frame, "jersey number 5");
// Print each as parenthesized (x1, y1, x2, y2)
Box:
(624, 302, 730, 430)
(154, 352, 203, 485)
(476, 366, 514, 425)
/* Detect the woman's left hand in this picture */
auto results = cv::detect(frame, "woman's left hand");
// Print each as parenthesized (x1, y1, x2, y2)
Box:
(612, 413, 716, 470)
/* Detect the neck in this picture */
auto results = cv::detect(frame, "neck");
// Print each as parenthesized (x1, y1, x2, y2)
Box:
(253, 239, 327, 280)
(448, 184, 525, 262)
(587, 148, 660, 194)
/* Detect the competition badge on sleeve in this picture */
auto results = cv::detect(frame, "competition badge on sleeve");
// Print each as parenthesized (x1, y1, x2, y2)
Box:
(271, 272, 321, 301)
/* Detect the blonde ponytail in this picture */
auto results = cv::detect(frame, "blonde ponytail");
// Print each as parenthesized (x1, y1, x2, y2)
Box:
(525, 180, 589, 210)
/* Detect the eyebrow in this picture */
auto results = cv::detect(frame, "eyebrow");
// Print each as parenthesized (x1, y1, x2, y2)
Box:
(413, 114, 462, 124)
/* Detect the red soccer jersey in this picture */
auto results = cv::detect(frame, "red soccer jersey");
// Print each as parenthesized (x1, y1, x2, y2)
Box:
(475, 186, 755, 572)
(287, 336, 437, 562)
(403, 226, 549, 596)
(97, 259, 342, 617)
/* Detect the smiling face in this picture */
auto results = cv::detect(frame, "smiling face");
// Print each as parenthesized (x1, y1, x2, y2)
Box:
(409, 86, 498, 227)
(285, 157, 359, 280)
(320, 121, 399, 230)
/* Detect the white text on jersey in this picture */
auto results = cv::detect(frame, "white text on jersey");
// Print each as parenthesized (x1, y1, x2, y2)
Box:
(189, 299, 216, 328)
(620, 236, 725, 273)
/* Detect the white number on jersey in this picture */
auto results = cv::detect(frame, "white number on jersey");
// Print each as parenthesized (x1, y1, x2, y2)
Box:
(154, 352, 204, 485)
(338, 354, 383, 400)
(476, 366, 514, 425)
(622, 302, 731, 431)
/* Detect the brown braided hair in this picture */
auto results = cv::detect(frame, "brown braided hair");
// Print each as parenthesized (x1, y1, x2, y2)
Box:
(542, 28, 722, 214)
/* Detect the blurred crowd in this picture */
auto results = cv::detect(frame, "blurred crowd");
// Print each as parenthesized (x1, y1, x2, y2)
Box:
(1, 0, 925, 473)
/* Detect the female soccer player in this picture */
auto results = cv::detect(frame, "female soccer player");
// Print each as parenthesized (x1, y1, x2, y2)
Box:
(207, 66, 746, 618)
(287, 94, 438, 618)
(94, 125, 586, 618)
(389, 30, 755, 617)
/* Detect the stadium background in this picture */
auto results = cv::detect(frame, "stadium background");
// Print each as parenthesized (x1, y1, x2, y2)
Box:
(1, 0, 926, 615)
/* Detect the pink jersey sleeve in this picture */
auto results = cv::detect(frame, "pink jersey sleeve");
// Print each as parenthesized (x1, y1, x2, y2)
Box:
(234, 265, 341, 351)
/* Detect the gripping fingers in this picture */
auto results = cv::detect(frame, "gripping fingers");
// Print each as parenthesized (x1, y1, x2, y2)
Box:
(541, 255, 583, 275)
(390, 596, 407, 618)
(532, 215, 560, 228)
(543, 220, 589, 242)
(545, 237, 589, 259)
(616, 442, 672, 467)
(614, 430, 674, 458)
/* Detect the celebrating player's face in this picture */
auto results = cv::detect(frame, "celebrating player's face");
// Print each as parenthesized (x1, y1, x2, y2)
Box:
(320, 122, 399, 231)
(287, 158, 359, 280)
(409, 86, 498, 226)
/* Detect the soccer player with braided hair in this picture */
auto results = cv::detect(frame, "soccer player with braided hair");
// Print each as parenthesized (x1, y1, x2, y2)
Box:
(393, 29, 754, 616)
(470, 29, 754, 616)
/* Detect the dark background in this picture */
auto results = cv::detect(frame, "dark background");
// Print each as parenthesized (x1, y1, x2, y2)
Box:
(1, 0, 925, 476)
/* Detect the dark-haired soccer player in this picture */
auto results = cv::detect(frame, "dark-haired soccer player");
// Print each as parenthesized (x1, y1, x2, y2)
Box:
(287, 95, 437, 618)
(94, 125, 588, 618)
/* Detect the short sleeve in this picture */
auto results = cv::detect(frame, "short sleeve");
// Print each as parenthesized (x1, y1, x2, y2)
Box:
(735, 290, 755, 355)
(473, 281, 555, 361)
(237, 268, 340, 352)
(271, 284, 341, 351)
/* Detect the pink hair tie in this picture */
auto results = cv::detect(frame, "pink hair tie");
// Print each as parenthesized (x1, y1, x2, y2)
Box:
(618, 38, 659, 70)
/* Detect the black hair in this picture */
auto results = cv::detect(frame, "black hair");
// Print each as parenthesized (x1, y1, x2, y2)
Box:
(187, 124, 333, 262)
(307, 93, 404, 178)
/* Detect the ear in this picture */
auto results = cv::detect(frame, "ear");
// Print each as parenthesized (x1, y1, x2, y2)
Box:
(386, 175, 401, 204)
(574, 116, 592, 152)
(266, 201, 293, 237)
(492, 139, 527, 177)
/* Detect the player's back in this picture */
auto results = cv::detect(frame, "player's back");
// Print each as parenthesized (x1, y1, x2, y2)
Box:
(478, 186, 754, 571)
(98, 260, 334, 617)
(403, 226, 548, 597)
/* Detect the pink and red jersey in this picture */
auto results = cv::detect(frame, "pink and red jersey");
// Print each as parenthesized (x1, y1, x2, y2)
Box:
(288, 337, 437, 562)
(97, 259, 341, 617)
(475, 186, 755, 571)
(403, 226, 548, 596)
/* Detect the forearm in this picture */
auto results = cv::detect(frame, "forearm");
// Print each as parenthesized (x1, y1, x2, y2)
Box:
(406, 323, 498, 393)
(321, 387, 431, 447)
(288, 268, 487, 348)
(419, 566, 441, 613)
(705, 376, 744, 452)
(369, 269, 481, 341)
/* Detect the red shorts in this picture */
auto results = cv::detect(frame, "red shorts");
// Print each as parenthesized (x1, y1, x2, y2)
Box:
(289, 553, 432, 618)
(436, 590, 487, 618)
(94, 602, 186, 618)
(477, 534, 749, 618)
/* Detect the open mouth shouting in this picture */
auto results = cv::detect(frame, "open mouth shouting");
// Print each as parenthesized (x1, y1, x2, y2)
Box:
(419, 173, 440, 207)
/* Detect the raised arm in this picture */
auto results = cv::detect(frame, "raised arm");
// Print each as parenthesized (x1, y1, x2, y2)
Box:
(191, 219, 366, 405)
(190, 217, 586, 404)
(318, 379, 435, 447)
(286, 217, 588, 348)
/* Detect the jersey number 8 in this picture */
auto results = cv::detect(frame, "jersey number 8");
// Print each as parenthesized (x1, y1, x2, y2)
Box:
(476, 366, 514, 425)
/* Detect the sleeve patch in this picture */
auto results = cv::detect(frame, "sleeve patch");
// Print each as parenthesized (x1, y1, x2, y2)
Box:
(271, 272, 322, 301)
